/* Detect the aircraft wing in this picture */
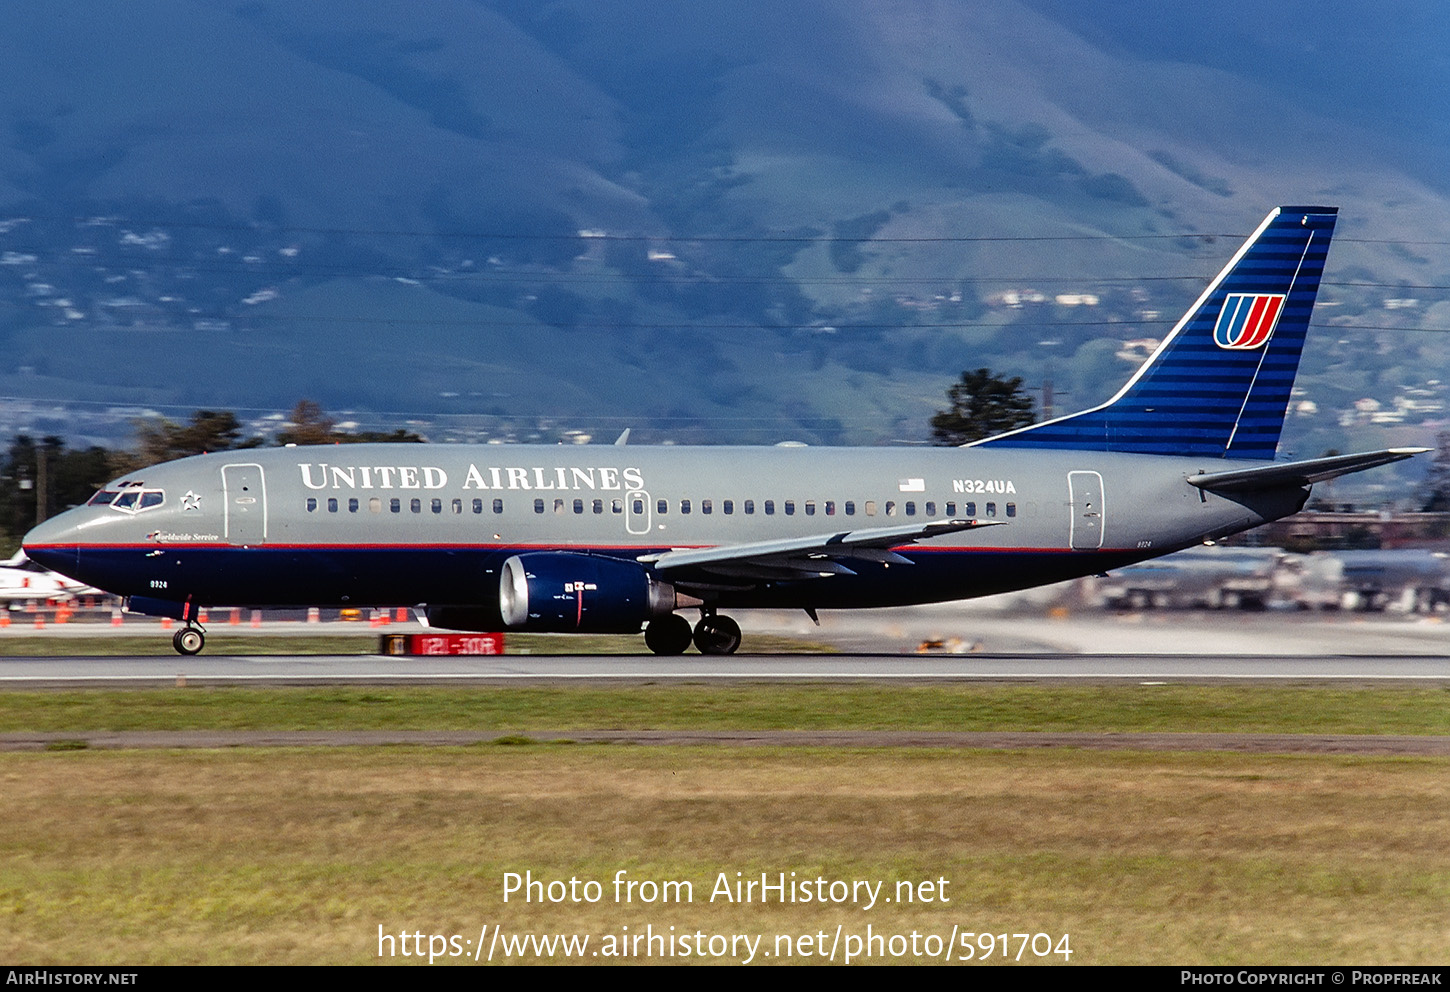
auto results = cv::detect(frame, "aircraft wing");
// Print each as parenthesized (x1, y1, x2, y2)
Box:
(1187, 448, 1429, 493)
(638, 518, 1005, 582)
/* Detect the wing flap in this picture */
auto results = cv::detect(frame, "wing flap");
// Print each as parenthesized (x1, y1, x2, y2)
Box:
(639, 518, 1004, 582)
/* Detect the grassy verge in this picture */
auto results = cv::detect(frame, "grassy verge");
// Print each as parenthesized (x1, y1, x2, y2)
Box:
(0, 684, 1446, 735)
(5, 683, 1447, 964)
(2, 746, 1446, 964)
(0, 634, 383, 656)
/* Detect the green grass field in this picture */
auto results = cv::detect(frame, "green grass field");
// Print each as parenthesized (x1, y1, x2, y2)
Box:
(0, 683, 1445, 735)
(2, 684, 1447, 965)
(3, 746, 1447, 965)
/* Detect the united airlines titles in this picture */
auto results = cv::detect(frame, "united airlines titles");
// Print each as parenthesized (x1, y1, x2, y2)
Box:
(298, 463, 646, 493)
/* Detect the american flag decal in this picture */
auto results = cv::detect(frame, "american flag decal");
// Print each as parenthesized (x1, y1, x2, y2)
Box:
(1213, 293, 1285, 350)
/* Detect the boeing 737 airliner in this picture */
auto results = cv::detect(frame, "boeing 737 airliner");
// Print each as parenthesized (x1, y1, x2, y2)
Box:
(22, 206, 1425, 654)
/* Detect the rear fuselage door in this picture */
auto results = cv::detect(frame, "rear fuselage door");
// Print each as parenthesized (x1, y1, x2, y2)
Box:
(1067, 470, 1104, 550)
(222, 463, 267, 546)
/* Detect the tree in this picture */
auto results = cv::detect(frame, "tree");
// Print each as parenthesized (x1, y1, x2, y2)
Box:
(276, 400, 336, 447)
(0, 435, 116, 554)
(1421, 431, 1450, 512)
(130, 410, 260, 466)
(276, 400, 424, 445)
(929, 368, 1036, 445)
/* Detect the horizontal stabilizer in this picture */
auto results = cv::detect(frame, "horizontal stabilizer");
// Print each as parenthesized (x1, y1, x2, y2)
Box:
(1187, 448, 1428, 493)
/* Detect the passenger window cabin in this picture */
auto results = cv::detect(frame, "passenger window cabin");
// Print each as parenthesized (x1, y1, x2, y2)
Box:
(327, 487, 993, 529)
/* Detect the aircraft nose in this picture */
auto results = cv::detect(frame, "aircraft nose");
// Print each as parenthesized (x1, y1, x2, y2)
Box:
(21, 515, 82, 574)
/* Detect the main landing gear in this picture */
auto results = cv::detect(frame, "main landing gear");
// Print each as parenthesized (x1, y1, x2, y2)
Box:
(643, 610, 742, 655)
(693, 613, 741, 655)
(172, 624, 205, 656)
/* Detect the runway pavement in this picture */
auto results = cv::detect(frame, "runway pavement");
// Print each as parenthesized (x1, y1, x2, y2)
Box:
(0, 651, 1445, 685)
(0, 605, 1447, 684)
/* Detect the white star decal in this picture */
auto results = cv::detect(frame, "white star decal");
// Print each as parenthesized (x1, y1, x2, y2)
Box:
(181, 491, 202, 512)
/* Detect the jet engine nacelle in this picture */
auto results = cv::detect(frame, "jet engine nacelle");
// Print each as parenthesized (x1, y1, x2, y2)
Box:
(498, 552, 690, 633)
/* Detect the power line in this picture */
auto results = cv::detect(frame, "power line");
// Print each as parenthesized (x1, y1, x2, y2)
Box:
(2, 213, 1246, 243)
(9, 210, 1449, 246)
(4, 244, 1449, 294)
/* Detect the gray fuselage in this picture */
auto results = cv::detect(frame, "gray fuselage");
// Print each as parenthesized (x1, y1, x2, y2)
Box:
(23, 442, 1307, 614)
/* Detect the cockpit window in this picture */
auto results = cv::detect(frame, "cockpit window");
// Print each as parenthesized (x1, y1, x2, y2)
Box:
(89, 478, 150, 507)
(102, 488, 165, 514)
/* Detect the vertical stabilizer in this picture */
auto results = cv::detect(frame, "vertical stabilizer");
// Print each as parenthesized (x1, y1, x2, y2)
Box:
(974, 206, 1337, 458)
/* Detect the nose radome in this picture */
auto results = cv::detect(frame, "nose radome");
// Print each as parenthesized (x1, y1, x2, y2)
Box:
(22, 513, 75, 549)
(21, 515, 82, 575)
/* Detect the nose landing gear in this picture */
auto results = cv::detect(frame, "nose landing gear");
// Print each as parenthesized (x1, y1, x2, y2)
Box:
(172, 624, 205, 656)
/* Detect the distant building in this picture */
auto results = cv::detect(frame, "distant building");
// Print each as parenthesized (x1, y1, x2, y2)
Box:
(1226, 510, 1450, 551)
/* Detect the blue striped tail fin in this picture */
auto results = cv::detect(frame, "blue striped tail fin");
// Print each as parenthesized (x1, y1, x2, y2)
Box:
(974, 205, 1337, 458)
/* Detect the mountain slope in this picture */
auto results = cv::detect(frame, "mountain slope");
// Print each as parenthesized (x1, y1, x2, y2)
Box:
(0, 0, 1444, 465)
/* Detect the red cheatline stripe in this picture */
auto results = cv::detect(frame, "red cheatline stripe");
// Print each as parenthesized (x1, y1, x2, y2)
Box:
(26, 541, 1125, 555)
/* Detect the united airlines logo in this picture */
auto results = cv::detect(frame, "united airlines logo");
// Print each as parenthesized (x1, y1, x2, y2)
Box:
(1213, 293, 1286, 350)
